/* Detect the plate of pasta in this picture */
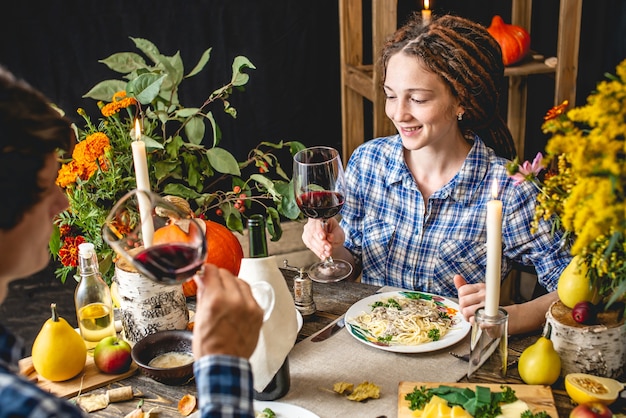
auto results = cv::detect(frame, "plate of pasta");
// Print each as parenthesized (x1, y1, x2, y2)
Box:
(345, 291, 470, 353)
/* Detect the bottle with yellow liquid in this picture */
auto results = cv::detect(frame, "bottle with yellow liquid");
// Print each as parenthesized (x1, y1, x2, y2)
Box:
(75, 242, 116, 350)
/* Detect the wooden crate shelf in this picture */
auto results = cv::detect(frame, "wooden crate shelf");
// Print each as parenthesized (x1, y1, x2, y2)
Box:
(339, 0, 582, 163)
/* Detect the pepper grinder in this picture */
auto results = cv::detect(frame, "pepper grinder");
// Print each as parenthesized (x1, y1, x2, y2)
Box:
(282, 260, 316, 316)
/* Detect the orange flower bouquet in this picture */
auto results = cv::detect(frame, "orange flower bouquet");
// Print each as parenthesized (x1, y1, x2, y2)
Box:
(50, 38, 304, 283)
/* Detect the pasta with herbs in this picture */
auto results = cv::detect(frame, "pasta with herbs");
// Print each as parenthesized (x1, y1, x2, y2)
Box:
(349, 294, 455, 346)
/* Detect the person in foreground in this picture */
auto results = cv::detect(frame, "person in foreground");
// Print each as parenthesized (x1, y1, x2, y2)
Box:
(0, 66, 262, 417)
(302, 13, 572, 335)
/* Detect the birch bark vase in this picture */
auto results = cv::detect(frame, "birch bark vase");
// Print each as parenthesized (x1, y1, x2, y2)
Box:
(545, 300, 625, 379)
(114, 258, 189, 345)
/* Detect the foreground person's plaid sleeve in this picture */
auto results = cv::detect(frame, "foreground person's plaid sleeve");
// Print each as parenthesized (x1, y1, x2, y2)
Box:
(194, 354, 255, 418)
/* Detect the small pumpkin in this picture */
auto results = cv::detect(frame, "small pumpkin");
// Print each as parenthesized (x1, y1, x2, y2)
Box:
(487, 15, 530, 66)
(153, 196, 244, 297)
(565, 373, 625, 405)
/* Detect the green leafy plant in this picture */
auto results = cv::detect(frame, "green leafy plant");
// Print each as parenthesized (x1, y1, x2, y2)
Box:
(51, 37, 305, 283)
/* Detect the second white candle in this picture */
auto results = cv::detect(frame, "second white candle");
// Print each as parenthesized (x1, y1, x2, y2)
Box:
(485, 178, 502, 317)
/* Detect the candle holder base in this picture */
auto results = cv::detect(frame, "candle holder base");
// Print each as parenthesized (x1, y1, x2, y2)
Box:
(468, 307, 508, 378)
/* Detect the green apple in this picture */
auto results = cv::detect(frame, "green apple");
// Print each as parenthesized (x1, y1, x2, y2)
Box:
(93, 336, 132, 374)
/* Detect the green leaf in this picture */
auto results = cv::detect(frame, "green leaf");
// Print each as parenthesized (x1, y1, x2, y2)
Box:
(98, 52, 147, 74)
(141, 135, 165, 150)
(154, 160, 181, 182)
(163, 183, 201, 199)
(83, 80, 127, 101)
(276, 181, 301, 220)
(48, 225, 61, 255)
(162, 51, 184, 88)
(289, 140, 307, 155)
(266, 207, 283, 241)
(206, 148, 240, 175)
(131, 37, 183, 90)
(175, 108, 201, 118)
(127, 73, 167, 104)
(250, 174, 281, 200)
(231, 56, 256, 87)
(130, 37, 162, 65)
(186, 47, 212, 78)
(203, 111, 221, 147)
(226, 210, 244, 233)
(184, 116, 205, 145)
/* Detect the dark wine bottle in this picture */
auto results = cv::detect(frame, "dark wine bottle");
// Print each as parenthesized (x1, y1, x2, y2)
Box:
(249, 214, 291, 401)
(248, 214, 269, 258)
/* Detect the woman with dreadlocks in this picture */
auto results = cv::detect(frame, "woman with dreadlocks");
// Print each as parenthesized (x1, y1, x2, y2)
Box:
(301, 13, 571, 334)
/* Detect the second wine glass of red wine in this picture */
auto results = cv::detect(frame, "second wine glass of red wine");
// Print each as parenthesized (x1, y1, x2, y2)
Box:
(293, 146, 353, 282)
(102, 189, 208, 285)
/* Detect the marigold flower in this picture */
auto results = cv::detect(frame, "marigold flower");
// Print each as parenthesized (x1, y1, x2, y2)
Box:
(543, 100, 569, 121)
(56, 132, 111, 187)
(100, 91, 137, 117)
(58, 235, 86, 267)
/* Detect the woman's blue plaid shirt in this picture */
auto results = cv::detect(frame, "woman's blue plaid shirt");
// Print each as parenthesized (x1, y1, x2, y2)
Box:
(341, 135, 571, 297)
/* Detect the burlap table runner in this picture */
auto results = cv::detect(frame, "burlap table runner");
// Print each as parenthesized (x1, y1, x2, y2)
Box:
(281, 290, 472, 417)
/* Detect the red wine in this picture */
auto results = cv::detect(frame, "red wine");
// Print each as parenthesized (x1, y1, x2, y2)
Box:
(134, 243, 204, 283)
(297, 191, 345, 219)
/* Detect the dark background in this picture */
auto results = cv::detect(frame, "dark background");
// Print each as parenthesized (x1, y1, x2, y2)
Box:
(1, 0, 625, 161)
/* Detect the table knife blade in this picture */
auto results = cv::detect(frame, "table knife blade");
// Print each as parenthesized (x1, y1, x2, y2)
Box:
(311, 317, 345, 342)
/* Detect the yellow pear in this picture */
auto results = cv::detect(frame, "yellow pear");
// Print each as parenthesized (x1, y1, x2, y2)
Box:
(31, 303, 87, 382)
(518, 326, 561, 385)
(557, 256, 600, 309)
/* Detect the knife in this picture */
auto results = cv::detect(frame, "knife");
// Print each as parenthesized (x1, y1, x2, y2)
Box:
(311, 316, 345, 342)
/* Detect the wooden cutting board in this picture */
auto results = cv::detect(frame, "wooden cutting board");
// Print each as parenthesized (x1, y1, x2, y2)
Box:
(398, 382, 559, 417)
(18, 355, 138, 398)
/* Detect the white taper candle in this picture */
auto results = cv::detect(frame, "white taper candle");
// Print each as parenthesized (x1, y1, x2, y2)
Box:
(131, 119, 154, 247)
(485, 178, 502, 316)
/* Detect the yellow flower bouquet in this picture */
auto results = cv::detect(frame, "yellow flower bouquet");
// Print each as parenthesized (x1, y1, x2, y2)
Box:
(50, 37, 305, 283)
(508, 59, 626, 308)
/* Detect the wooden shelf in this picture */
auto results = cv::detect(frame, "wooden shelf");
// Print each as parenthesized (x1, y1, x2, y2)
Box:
(339, 0, 582, 163)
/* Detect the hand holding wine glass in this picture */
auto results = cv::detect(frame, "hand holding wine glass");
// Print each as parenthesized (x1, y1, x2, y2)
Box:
(102, 189, 275, 319)
(293, 146, 353, 282)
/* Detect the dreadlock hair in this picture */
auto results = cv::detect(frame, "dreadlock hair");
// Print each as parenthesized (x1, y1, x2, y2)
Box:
(0, 66, 75, 230)
(380, 13, 516, 160)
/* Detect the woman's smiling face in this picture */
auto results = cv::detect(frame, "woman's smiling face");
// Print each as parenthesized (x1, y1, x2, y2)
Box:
(384, 53, 463, 151)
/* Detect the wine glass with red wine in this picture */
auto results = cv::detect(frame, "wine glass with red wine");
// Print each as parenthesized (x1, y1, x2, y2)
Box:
(102, 189, 207, 285)
(293, 146, 353, 282)
(103, 190, 276, 320)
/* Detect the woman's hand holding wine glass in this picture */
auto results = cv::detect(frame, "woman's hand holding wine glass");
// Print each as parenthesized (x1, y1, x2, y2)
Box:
(293, 146, 353, 282)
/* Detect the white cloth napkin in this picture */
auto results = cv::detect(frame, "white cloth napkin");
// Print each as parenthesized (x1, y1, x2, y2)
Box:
(238, 256, 298, 391)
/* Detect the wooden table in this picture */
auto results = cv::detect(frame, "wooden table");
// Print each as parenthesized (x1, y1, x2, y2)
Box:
(87, 268, 625, 417)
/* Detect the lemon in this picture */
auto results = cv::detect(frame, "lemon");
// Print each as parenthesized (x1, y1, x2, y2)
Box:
(32, 303, 87, 382)
(518, 335, 561, 385)
(450, 405, 472, 418)
(557, 256, 600, 309)
(564, 373, 625, 405)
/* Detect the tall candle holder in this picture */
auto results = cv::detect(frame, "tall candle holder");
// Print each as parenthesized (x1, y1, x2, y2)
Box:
(469, 307, 508, 377)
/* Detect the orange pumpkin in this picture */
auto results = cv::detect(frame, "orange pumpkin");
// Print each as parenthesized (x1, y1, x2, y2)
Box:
(178, 219, 243, 296)
(487, 15, 530, 66)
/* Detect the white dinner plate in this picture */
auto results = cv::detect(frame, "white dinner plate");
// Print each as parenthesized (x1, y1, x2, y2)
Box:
(254, 400, 320, 418)
(344, 291, 471, 353)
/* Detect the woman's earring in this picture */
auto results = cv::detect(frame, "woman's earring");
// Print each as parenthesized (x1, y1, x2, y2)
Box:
(457, 112, 463, 121)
